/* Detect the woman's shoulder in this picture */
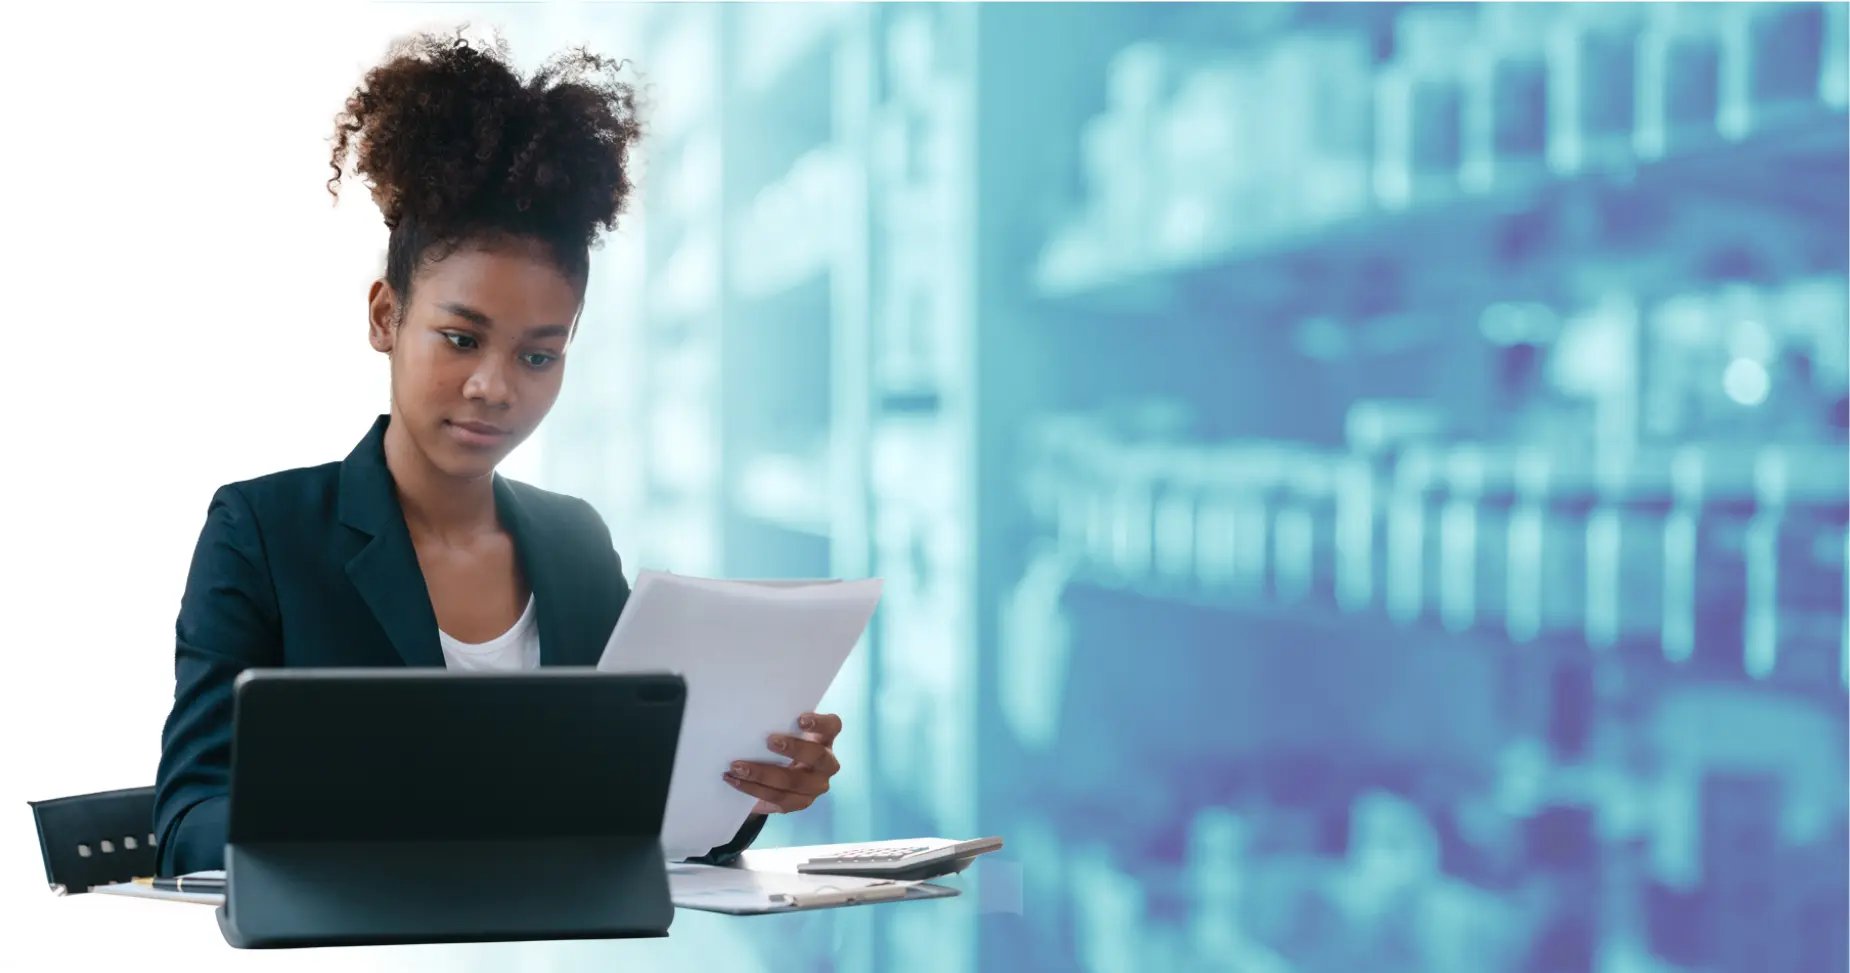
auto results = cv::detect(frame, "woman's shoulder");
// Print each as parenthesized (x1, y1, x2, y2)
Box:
(495, 476, 625, 581)
(496, 474, 608, 532)
(200, 460, 343, 524)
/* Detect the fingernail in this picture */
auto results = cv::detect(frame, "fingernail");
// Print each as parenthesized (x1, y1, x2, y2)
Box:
(732, 763, 750, 779)
(800, 715, 816, 729)
(770, 735, 788, 752)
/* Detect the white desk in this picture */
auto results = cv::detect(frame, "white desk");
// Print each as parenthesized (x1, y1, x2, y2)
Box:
(17, 890, 780, 972)
(16, 848, 995, 972)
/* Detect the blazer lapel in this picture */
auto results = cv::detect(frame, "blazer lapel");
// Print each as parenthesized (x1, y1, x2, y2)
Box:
(337, 414, 446, 668)
(492, 476, 579, 667)
(337, 412, 590, 668)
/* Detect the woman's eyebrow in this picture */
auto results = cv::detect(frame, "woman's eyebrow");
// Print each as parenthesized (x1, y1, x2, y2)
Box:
(438, 301, 570, 338)
(439, 301, 493, 326)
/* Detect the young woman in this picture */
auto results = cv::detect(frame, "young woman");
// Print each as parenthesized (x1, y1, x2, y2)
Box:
(152, 31, 843, 877)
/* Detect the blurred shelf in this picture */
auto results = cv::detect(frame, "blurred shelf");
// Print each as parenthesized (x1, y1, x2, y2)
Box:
(732, 498, 834, 540)
(728, 146, 846, 300)
(1063, 565, 1380, 639)
(638, 7, 721, 149)
(1020, 430, 1850, 696)
(876, 385, 945, 417)
(724, 63, 837, 200)
(647, 233, 720, 322)
(732, 452, 833, 539)
(731, 249, 831, 306)
(730, 260, 834, 321)
(1056, 549, 1849, 707)
(737, 1, 849, 99)
(1035, 106, 1850, 317)
(641, 132, 722, 231)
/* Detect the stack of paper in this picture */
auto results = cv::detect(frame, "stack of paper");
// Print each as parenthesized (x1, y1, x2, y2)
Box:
(596, 571, 883, 860)
(92, 860, 956, 914)
(665, 862, 930, 913)
(88, 871, 225, 905)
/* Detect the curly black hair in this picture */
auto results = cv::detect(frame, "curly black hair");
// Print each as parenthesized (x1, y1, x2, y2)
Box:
(327, 28, 644, 310)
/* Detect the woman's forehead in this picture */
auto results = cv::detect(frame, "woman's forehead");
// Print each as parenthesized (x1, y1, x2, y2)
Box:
(413, 244, 581, 319)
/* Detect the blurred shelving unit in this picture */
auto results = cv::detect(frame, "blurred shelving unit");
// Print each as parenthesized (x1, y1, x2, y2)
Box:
(1010, 0, 1849, 692)
(858, 6, 988, 970)
(528, 3, 653, 526)
(587, 3, 726, 580)
(585, 3, 1847, 971)
(616, 5, 884, 971)
(1000, 4, 1850, 972)
(622, 7, 1068, 970)
(1035, 104, 1849, 321)
(618, 2, 876, 612)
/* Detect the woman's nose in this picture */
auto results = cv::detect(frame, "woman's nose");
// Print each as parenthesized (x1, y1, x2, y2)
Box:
(463, 358, 512, 405)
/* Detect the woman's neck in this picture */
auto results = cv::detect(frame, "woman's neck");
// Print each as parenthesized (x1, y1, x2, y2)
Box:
(381, 413, 499, 544)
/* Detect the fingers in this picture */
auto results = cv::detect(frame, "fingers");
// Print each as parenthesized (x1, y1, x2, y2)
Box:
(767, 733, 841, 777)
(724, 714, 843, 815)
(728, 759, 829, 797)
(797, 712, 843, 744)
(724, 774, 813, 812)
(724, 766, 821, 813)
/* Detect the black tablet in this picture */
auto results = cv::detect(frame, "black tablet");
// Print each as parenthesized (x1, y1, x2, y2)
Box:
(217, 668, 686, 948)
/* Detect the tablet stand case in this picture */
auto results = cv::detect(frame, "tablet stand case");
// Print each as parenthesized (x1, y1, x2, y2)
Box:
(218, 836, 669, 947)
(214, 669, 685, 948)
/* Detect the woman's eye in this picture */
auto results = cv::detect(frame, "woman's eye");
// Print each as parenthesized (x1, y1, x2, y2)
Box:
(442, 332, 478, 351)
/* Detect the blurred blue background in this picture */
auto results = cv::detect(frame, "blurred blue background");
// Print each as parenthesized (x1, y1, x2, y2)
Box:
(532, 3, 1850, 971)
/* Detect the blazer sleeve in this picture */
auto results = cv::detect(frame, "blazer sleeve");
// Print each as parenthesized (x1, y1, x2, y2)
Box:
(576, 497, 768, 865)
(153, 484, 283, 876)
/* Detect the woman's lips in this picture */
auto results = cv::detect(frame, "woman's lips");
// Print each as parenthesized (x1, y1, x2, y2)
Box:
(445, 419, 509, 448)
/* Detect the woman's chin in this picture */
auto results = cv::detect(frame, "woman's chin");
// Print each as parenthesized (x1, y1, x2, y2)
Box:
(425, 438, 504, 479)
(426, 420, 514, 473)
(444, 448, 504, 477)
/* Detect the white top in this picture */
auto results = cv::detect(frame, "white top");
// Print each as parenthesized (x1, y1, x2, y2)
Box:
(439, 593, 541, 671)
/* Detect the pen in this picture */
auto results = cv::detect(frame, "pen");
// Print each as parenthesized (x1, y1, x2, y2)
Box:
(133, 876, 227, 893)
(769, 882, 909, 910)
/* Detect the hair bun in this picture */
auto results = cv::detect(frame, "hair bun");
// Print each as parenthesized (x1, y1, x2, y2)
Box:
(328, 28, 643, 251)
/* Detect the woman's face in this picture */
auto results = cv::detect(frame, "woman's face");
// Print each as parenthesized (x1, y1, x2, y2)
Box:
(367, 239, 581, 480)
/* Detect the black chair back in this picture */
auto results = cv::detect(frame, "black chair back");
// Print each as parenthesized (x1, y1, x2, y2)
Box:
(28, 786, 158, 894)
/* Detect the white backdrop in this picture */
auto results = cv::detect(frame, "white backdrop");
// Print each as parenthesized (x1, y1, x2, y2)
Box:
(0, 4, 763, 970)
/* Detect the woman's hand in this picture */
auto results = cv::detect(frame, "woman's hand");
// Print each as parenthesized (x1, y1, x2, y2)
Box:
(724, 712, 843, 815)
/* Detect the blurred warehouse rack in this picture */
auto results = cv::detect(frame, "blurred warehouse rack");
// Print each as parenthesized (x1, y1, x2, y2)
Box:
(1015, 0, 1850, 691)
(618, 3, 877, 654)
(622, 4, 891, 971)
(1036, 3, 1849, 320)
(1017, 404, 1849, 695)
(568, 3, 1849, 973)
(615, 6, 1010, 971)
(1005, 5, 1850, 973)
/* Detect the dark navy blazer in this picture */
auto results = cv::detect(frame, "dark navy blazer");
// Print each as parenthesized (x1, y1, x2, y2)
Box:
(153, 413, 764, 875)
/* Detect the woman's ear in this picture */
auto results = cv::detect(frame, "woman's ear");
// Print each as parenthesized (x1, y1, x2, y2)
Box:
(366, 279, 398, 354)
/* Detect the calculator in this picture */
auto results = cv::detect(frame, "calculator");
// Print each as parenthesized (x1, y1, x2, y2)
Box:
(795, 836, 1004, 881)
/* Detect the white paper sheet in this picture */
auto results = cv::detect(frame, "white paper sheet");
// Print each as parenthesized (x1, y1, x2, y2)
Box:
(596, 570, 883, 860)
(89, 870, 226, 905)
(92, 865, 935, 914)
(664, 862, 906, 911)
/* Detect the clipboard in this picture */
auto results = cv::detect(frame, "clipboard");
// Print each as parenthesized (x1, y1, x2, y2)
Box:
(664, 863, 958, 915)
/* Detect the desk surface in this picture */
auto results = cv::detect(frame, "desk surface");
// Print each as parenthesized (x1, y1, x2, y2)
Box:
(18, 858, 1001, 973)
